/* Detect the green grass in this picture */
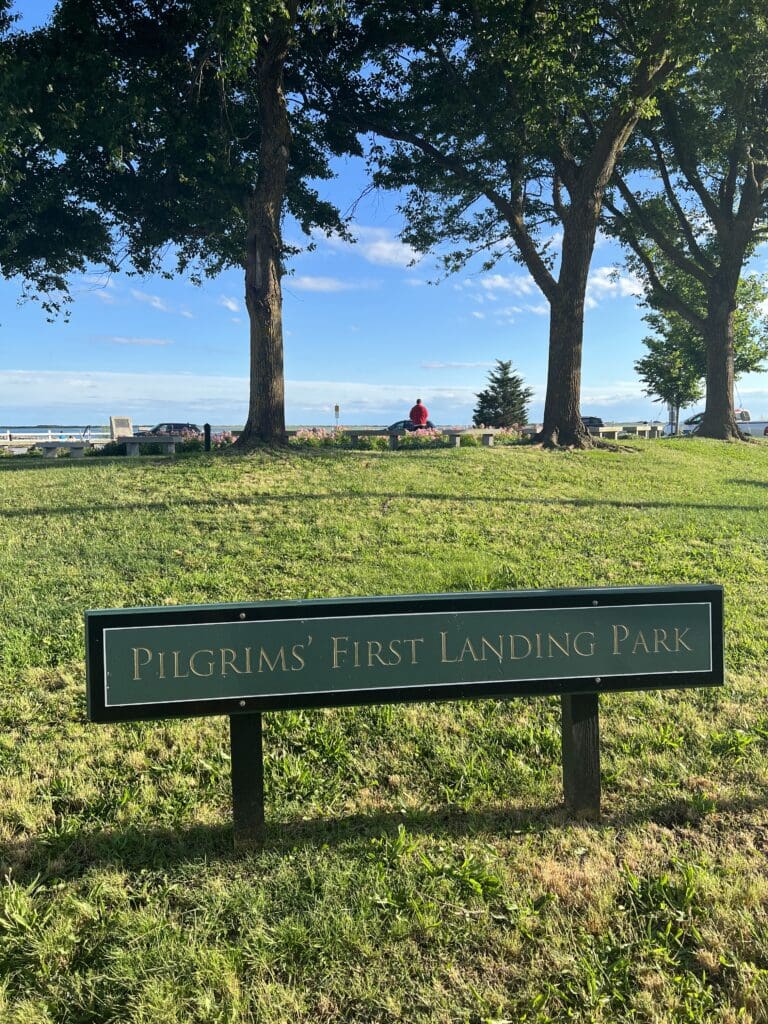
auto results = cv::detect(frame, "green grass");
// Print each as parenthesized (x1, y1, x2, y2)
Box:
(1, 440, 768, 1022)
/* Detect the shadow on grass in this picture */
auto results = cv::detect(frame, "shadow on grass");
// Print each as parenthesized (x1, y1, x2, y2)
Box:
(0, 455, 179, 473)
(0, 489, 765, 518)
(4, 791, 766, 880)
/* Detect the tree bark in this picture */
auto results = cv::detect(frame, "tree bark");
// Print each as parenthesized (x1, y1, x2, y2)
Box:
(698, 272, 745, 440)
(537, 213, 597, 447)
(236, 18, 293, 449)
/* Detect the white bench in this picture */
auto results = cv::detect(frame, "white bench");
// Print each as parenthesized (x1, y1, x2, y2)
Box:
(38, 441, 92, 459)
(124, 434, 184, 456)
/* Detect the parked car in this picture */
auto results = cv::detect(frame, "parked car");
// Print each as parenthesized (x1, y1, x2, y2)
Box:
(664, 409, 755, 436)
(138, 422, 203, 436)
(581, 416, 604, 431)
(388, 419, 436, 432)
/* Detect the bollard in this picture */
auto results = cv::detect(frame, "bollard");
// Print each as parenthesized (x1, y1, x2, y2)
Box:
(204, 423, 211, 451)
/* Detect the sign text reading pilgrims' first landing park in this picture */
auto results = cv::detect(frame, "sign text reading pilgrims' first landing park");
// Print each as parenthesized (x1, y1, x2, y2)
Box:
(86, 586, 723, 722)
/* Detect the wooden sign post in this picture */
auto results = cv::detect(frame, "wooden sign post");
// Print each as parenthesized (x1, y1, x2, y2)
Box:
(86, 585, 723, 848)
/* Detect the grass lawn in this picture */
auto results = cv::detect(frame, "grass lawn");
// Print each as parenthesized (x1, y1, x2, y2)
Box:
(1, 439, 768, 1023)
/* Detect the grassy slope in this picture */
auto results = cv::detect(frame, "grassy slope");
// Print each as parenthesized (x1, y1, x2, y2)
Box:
(0, 441, 767, 1023)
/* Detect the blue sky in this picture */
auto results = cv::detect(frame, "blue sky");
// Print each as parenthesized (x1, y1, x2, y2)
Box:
(3, 0, 768, 427)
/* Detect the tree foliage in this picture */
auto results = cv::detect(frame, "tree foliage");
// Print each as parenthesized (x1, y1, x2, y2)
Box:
(0, 5, 114, 318)
(37, 0, 354, 440)
(606, 0, 768, 438)
(635, 267, 768, 426)
(472, 359, 533, 428)
(311, 0, 708, 446)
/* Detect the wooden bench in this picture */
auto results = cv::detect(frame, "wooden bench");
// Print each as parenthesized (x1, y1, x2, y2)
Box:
(38, 441, 92, 459)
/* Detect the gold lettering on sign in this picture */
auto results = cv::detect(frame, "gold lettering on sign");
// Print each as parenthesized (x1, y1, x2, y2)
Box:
(632, 631, 650, 655)
(440, 631, 457, 663)
(612, 624, 629, 654)
(258, 647, 287, 673)
(173, 651, 190, 678)
(509, 634, 532, 660)
(332, 636, 348, 669)
(652, 628, 672, 653)
(219, 648, 243, 676)
(290, 643, 306, 671)
(480, 635, 504, 663)
(189, 649, 214, 677)
(367, 640, 387, 667)
(675, 627, 692, 652)
(573, 631, 596, 657)
(408, 638, 424, 664)
(547, 633, 570, 658)
(459, 637, 480, 662)
(132, 647, 152, 681)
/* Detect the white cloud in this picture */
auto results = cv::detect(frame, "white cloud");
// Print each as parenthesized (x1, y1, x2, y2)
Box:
(95, 336, 174, 347)
(579, 380, 647, 405)
(289, 275, 374, 293)
(497, 303, 548, 318)
(130, 289, 172, 313)
(585, 267, 643, 309)
(321, 225, 420, 268)
(0, 369, 478, 418)
(130, 289, 194, 318)
(471, 311, 485, 320)
(422, 361, 495, 370)
(219, 295, 241, 313)
(459, 273, 541, 303)
(0, 369, 672, 424)
(80, 275, 117, 304)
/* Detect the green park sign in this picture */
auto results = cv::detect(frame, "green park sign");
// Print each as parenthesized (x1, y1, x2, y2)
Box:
(86, 586, 722, 723)
(85, 585, 724, 846)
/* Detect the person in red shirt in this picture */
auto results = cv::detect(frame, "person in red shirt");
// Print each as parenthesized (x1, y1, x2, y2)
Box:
(409, 398, 429, 427)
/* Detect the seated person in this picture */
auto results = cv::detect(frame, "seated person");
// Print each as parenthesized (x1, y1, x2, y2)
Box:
(409, 398, 429, 428)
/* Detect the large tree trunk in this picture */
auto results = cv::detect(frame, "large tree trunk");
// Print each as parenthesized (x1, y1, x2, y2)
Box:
(236, 19, 293, 449)
(697, 272, 744, 440)
(537, 216, 596, 448)
(539, 294, 591, 447)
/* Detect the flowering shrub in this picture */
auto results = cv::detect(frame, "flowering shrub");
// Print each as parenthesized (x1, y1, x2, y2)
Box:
(492, 427, 522, 446)
(290, 427, 350, 448)
(357, 434, 389, 451)
(397, 427, 446, 449)
(212, 431, 235, 449)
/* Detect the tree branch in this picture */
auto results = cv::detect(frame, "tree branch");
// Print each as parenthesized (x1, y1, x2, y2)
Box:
(613, 173, 711, 286)
(659, 92, 730, 235)
(604, 197, 706, 332)
(646, 129, 714, 272)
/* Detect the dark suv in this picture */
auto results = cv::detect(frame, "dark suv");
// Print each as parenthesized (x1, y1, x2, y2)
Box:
(581, 416, 604, 431)
(142, 422, 202, 436)
(388, 418, 436, 432)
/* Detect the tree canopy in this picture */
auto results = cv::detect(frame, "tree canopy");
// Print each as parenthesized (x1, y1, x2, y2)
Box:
(606, 0, 768, 438)
(36, 0, 355, 441)
(0, 4, 114, 317)
(311, 0, 709, 446)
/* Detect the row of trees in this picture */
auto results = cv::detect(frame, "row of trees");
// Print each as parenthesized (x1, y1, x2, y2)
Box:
(2, 1, 767, 447)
